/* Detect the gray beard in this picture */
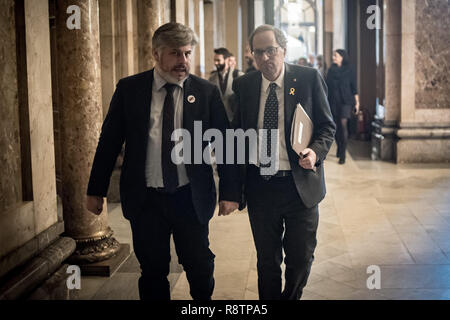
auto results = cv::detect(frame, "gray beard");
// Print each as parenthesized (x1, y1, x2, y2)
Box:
(155, 66, 188, 85)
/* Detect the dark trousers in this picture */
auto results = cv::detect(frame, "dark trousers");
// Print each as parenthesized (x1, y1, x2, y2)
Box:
(129, 184, 215, 300)
(245, 166, 319, 300)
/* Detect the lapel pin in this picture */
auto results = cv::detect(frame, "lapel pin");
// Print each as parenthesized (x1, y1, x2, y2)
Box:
(293, 78, 297, 82)
(289, 88, 295, 95)
(187, 95, 196, 103)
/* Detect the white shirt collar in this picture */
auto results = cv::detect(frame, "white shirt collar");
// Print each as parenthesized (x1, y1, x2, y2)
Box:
(154, 68, 185, 91)
(261, 63, 285, 92)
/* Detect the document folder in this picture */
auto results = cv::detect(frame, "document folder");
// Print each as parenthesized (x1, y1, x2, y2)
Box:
(290, 103, 313, 156)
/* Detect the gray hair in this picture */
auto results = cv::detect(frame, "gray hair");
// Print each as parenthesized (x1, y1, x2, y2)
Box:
(248, 24, 287, 51)
(152, 22, 198, 50)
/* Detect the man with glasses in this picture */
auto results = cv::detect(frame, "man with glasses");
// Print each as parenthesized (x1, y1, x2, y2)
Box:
(232, 25, 336, 300)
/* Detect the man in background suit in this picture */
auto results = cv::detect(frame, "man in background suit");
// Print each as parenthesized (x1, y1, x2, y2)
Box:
(232, 25, 336, 300)
(86, 23, 239, 300)
(209, 47, 244, 123)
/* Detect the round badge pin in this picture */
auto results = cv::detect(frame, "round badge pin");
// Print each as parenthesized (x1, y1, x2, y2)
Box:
(187, 95, 196, 103)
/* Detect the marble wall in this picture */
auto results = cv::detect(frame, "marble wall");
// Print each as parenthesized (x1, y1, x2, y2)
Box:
(137, 0, 161, 72)
(1, 0, 58, 261)
(415, 0, 450, 109)
(0, 0, 22, 213)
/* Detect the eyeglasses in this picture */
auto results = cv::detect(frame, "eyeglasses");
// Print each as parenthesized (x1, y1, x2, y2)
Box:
(252, 46, 280, 58)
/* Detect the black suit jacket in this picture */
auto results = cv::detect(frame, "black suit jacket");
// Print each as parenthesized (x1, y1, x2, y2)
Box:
(87, 69, 241, 224)
(232, 64, 336, 209)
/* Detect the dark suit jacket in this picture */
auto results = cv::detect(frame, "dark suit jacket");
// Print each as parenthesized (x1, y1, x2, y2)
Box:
(232, 63, 336, 209)
(87, 69, 241, 224)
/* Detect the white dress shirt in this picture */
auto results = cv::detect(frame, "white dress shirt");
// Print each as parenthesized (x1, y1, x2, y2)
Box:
(257, 64, 291, 170)
(145, 69, 189, 188)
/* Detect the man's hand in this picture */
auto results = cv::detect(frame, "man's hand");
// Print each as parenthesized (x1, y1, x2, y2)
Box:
(299, 148, 317, 171)
(218, 200, 239, 216)
(86, 195, 104, 215)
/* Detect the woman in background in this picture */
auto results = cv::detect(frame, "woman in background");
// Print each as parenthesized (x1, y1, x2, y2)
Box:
(326, 49, 360, 164)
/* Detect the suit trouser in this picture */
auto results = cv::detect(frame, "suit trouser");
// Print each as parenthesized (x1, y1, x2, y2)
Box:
(245, 165, 319, 300)
(129, 184, 215, 300)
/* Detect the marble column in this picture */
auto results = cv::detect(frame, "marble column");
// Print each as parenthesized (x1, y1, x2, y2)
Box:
(99, 0, 117, 118)
(323, 0, 334, 70)
(172, 0, 183, 23)
(213, 0, 226, 48)
(0, 0, 22, 214)
(56, 0, 120, 263)
(225, 0, 240, 64)
(193, 0, 205, 77)
(204, 0, 215, 75)
(377, 0, 401, 161)
(332, 0, 347, 50)
(137, 0, 162, 72)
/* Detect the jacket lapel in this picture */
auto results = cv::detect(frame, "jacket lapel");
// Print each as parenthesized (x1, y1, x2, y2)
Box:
(246, 72, 262, 130)
(182, 75, 200, 131)
(140, 69, 154, 136)
(284, 63, 298, 148)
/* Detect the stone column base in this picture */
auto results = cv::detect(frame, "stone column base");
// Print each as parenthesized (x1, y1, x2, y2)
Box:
(371, 122, 450, 163)
(77, 243, 131, 277)
(396, 127, 450, 163)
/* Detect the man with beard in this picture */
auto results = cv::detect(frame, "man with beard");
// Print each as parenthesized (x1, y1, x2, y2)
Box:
(208, 47, 244, 123)
(232, 25, 335, 300)
(86, 23, 240, 300)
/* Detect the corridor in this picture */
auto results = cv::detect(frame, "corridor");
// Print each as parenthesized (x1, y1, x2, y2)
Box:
(1, 0, 449, 302)
(76, 142, 450, 300)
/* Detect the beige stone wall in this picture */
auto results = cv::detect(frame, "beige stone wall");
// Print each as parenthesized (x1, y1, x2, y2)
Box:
(0, 0, 22, 213)
(0, 0, 58, 259)
(396, 0, 450, 163)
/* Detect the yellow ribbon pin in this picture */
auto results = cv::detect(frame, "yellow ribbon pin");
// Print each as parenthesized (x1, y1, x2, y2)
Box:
(289, 88, 295, 95)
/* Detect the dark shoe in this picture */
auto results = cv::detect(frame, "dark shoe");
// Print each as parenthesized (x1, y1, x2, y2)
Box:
(338, 158, 345, 165)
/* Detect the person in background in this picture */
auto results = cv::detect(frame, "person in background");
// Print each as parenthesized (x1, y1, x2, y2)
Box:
(228, 54, 237, 71)
(209, 47, 244, 122)
(229, 53, 245, 77)
(244, 44, 258, 73)
(325, 49, 360, 164)
(308, 54, 316, 68)
(316, 54, 327, 77)
(297, 57, 309, 67)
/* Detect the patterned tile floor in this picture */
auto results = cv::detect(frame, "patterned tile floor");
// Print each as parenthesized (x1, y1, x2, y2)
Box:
(76, 141, 450, 300)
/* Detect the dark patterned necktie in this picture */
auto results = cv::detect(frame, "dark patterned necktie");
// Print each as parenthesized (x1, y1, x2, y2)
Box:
(162, 83, 179, 193)
(260, 82, 279, 180)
